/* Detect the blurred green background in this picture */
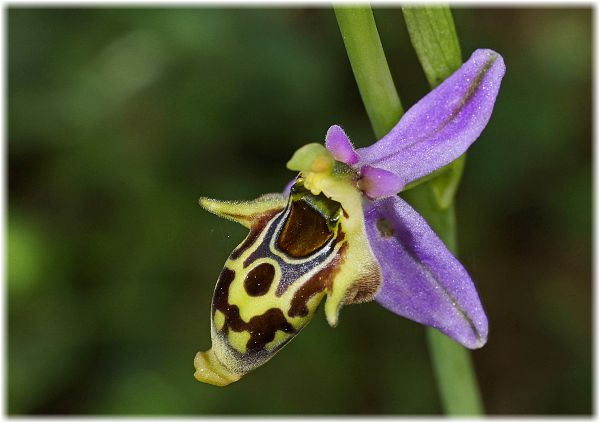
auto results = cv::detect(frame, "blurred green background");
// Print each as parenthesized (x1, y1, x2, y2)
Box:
(8, 7, 591, 415)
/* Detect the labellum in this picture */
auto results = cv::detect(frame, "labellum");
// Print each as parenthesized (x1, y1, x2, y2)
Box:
(195, 153, 381, 386)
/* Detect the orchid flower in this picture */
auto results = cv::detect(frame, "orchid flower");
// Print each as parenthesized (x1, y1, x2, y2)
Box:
(194, 49, 505, 386)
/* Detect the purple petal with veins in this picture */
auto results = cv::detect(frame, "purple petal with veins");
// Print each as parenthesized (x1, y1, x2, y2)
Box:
(325, 124, 359, 165)
(364, 195, 488, 349)
(357, 49, 505, 189)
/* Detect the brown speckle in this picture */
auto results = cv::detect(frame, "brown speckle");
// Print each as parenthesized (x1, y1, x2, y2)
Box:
(376, 218, 394, 238)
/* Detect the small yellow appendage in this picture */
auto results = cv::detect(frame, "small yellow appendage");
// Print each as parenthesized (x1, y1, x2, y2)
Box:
(194, 349, 241, 387)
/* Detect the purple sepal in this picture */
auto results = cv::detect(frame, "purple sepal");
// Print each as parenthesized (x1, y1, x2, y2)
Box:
(364, 195, 488, 349)
(357, 49, 506, 188)
(359, 165, 404, 199)
(325, 125, 359, 165)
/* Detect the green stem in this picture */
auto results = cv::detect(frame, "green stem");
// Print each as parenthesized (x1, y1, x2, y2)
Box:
(334, 4, 484, 415)
(401, 184, 484, 415)
(402, 5, 484, 415)
(334, 6, 403, 139)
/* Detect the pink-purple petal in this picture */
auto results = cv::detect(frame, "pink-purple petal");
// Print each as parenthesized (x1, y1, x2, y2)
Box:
(364, 195, 488, 349)
(357, 49, 506, 188)
(325, 124, 359, 165)
(359, 165, 404, 199)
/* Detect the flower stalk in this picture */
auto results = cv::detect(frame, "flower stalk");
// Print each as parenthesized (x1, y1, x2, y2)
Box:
(334, 6, 403, 139)
(335, 4, 484, 415)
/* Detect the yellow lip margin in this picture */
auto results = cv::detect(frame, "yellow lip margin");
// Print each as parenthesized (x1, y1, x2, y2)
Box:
(193, 349, 241, 387)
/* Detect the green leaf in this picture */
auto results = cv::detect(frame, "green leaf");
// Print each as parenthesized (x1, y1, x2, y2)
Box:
(402, 5, 462, 88)
(431, 154, 466, 209)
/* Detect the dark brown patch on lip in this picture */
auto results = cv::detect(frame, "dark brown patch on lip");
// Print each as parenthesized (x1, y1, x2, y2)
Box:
(213, 267, 236, 313)
(289, 241, 348, 317)
(245, 308, 294, 352)
(243, 263, 275, 296)
(231, 209, 282, 260)
(277, 200, 333, 258)
(212, 267, 295, 354)
(230, 229, 260, 261)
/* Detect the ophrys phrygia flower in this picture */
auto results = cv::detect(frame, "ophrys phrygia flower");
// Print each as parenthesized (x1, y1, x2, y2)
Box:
(194, 49, 505, 386)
